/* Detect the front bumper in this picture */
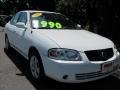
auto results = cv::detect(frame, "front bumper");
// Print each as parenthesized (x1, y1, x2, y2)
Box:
(41, 52, 120, 83)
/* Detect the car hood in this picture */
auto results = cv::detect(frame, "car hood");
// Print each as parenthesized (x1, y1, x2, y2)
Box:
(35, 29, 114, 51)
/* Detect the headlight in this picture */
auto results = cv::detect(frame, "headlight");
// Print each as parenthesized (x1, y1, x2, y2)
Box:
(48, 48, 81, 61)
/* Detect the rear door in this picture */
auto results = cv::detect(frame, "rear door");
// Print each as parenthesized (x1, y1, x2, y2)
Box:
(6, 12, 21, 46)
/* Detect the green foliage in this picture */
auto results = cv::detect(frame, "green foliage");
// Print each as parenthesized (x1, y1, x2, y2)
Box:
(0, 15, 8, 26)
(56, 0, 120, 47)
(56, 0, 87, 28)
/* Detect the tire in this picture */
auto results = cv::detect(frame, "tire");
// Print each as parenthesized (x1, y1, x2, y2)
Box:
(29, 51, 45, 81)
(5, 36, 11, 51)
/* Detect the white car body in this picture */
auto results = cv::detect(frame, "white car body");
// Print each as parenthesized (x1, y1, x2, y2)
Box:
(4, 10, 120, 83)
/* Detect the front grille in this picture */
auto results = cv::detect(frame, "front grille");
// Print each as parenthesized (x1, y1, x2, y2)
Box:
(75, 64, 119, 80)
(75, 71, 109, 80)
(85, 48, 114, 61)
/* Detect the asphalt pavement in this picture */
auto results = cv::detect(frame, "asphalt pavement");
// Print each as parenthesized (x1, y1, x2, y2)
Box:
(0, 27, 120, 90)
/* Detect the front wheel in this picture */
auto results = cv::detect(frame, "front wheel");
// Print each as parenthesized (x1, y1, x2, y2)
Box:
(29, 51, 45, 81)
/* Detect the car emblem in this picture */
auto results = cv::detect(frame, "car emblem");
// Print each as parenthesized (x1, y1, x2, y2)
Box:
(101, 51, 107, 59)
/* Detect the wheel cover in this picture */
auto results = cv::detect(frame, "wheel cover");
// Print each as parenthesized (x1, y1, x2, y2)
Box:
(30, 56, 40, 79)
(5, 38, 9, 50)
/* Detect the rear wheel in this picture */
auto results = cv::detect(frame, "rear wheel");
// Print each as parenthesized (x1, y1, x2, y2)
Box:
(5, 36, 11, 51)
(29, 51, 45, 81)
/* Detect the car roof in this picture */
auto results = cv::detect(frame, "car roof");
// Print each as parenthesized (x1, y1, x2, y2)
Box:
(20, 10, 60, 14)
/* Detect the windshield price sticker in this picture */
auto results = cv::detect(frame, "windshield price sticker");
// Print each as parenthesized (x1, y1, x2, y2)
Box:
(40, 21, 62, 29)
(32, 13, 43, 17)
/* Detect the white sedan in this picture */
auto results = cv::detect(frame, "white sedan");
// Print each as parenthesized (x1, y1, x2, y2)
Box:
(4, 10, 120, 83)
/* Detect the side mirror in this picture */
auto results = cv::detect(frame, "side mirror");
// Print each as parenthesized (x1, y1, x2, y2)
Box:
(77, 24, 81, 29)
(16, 22, 26, 29)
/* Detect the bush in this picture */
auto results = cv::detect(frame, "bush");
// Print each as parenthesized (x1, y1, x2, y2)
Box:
(0, 15, 8, 26)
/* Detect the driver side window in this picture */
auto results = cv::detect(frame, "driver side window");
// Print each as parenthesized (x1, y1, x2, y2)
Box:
(17, 12, 27, 25)
(10, 12, 21, 25)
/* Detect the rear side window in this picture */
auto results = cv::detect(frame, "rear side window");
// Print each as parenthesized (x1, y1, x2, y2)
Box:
(10, 12, 21, 25)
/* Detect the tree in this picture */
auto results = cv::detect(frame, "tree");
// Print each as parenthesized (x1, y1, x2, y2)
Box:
(56, 0, 120, 47)
(56, 0, 87, 27)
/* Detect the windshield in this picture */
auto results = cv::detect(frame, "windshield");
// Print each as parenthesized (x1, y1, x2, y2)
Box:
(30, 12, 77, 29)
